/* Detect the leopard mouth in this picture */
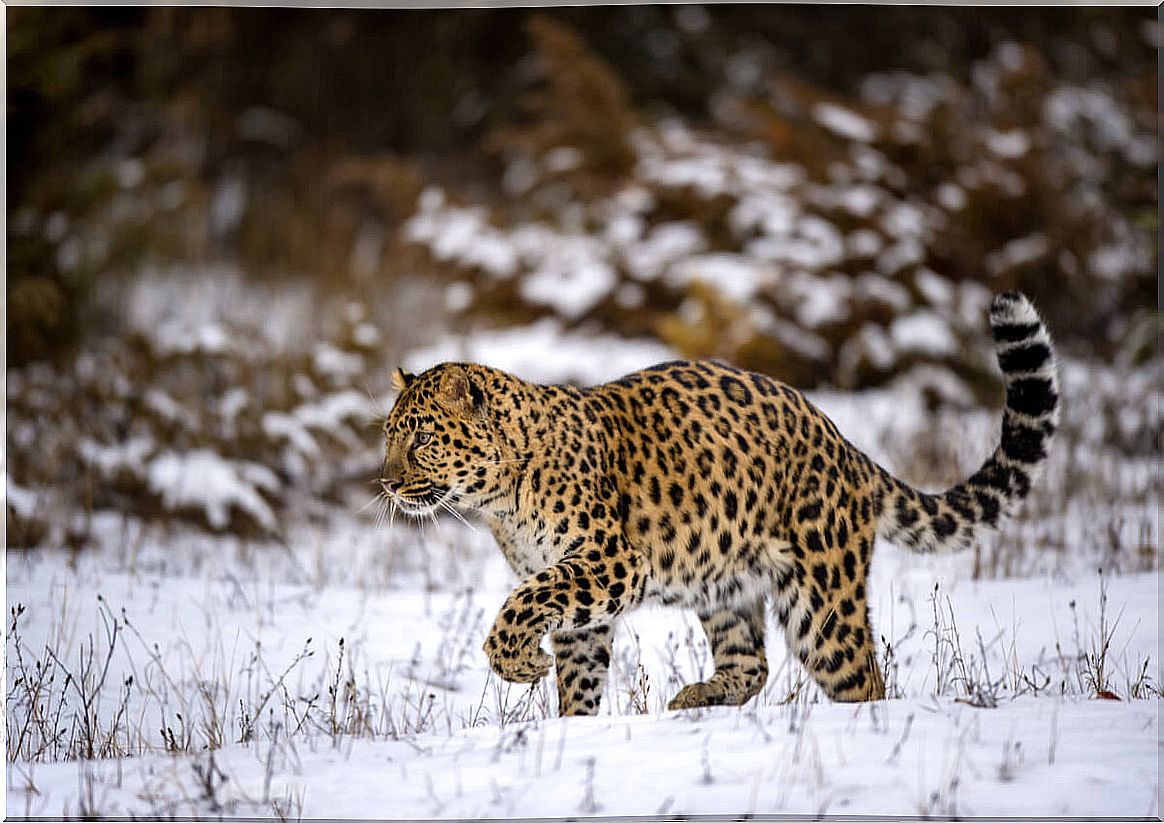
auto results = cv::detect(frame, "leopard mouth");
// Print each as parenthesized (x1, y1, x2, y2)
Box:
(391, 485, 454, 518)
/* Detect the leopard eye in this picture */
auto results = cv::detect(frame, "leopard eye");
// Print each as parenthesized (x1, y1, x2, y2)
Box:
(413, 431, 432, 447)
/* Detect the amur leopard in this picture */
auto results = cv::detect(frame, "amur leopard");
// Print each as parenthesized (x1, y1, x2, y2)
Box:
(379, 291, 1059, 713)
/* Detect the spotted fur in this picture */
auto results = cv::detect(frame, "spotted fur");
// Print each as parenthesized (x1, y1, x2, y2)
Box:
(380, 292, 1058, 713)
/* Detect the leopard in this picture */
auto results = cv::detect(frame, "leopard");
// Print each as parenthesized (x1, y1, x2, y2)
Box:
(379, 291, 1059, 714)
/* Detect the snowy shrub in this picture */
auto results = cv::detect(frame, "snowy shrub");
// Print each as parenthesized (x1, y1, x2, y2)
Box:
(386, 30, 1153, 402)
(4, 299, 385, 541)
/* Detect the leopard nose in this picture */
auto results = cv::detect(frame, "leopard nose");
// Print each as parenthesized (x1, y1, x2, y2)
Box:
(381, 458, 405, 493)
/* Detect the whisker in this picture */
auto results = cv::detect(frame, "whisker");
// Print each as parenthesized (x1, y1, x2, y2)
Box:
(438, 496, 477, 533)
(356, 491, 387, 516)
(362, 377, 390, 418)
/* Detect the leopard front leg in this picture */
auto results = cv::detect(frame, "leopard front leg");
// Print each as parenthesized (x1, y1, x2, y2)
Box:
(483, 538, 643, 687)
(552, 624, 614, 716)
(668, 599, 768, 710)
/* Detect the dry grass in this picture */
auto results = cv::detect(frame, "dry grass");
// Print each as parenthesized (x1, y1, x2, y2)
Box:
(5, 588, 556, 773)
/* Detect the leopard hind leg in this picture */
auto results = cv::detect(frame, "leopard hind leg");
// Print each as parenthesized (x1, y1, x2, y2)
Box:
(778, 526, 885, 702)
(667, 598, 769, 710)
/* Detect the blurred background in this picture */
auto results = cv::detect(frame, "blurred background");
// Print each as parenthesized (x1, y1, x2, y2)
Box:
(6, 6, 1159, 574)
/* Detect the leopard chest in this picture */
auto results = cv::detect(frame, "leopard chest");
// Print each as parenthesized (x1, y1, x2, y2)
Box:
(487, 514, 559, 578)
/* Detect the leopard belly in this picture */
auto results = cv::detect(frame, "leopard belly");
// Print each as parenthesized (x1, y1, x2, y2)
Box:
(639, 563, 781, 612)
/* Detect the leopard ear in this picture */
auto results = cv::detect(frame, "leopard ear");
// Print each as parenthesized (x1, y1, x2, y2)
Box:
(391, 368, 416, 393)
(437, 365, 484, 415)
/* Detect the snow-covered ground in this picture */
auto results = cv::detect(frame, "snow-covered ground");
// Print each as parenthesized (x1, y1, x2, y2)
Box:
(6, 504, 1160, 818)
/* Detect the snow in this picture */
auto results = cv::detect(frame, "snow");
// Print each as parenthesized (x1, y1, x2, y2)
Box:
(352, 322, 381, 349)
(10, 696, 1158, 819)
(763, 316, 831, 361)
(956, 279, 994, 328)
(380, 97, 1148, 385)
(880, 201, 929, 240)
(404, 195, 519, 279)
(890, 311, 960, 356)
(614, 281, 646, 309)
(622, 221, 706, 281)
(850, 144, 890, 182)
(262, 411, 320, 458)
(43, 210, 69, 243)
(121, 266, 318, 356)
(1089, 242, 1146, 281)
(914, 267, 955, 307)
(861, 326, 894, 370)
(312, 342, 365, 380)
(936, 182, 967, 211)
(502, 156, 538, 195)
(210, 176, 246, 238)
(512, 228, 618, 319)
(985, 233, 1050, 276)
(5, 476, 40, 518)
(983, 127, 1031, 159)
(217, 387, 250, 435)
(78, 437, 155, 480)
(603, 210, 644, 245)
(634, 124, 747, 199)
(748, 216, 844, 270)
(6, 529, 1159, 819)
(851, 323, 896, 371)
(846, 228, 884, 260)
(729, 190, 799, 238)
(117, 158, 145, 189)
(666, 253, 775, 303)
(348, 216, 384, 281)
(292, 390, 373, 433)
(613, 183, 656, 213)
(542, 146, 584, 174)
(143, 388, 191, 427)
(146, 450, 280, 532)
(889, 364, 975, 406)
(408, 192, 636, 320)
(875, 237, 925, 275)
(787, 272, 852, 329)
(151, 319, 232, 357)
(1044, 85, 1158, 167)
(837, 184, 882, 217)
(812, 102, 878, 142)
(402, 319, 680, 387)
(639, 152, 730, 199)
(861, 72, 952, 122)
(444, 281, 475, 314)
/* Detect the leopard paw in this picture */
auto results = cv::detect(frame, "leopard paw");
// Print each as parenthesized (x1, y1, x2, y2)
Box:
(483, 629, 552, 684)
(667, 682, 728, 711)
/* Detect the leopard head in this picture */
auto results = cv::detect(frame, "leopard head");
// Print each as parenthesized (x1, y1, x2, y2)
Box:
(380, 363, 512, 518)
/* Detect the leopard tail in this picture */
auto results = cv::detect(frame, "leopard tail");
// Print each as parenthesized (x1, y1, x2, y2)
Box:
(873, 291, 1060, 554)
